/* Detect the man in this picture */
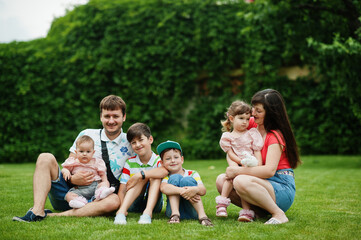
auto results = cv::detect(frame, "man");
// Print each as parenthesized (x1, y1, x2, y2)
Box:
(13, 95, 134, 222)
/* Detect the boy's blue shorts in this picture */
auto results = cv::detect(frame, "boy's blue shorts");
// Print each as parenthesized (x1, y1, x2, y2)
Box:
(267, 168, 296, 212)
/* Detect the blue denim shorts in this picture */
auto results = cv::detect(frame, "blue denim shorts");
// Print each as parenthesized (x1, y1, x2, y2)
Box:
(165, 174, 198, 220)
(267, 169, 296, 212)
(48, 167, 71, 211)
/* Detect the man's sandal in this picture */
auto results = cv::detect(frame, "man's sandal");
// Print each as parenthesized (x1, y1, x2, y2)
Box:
(199, 217, 214, 227)
(168, 214, 180, 224)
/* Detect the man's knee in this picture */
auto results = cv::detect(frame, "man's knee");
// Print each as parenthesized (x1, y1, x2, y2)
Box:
(36, 153, 57, 166)
(103, 194, 120, 212)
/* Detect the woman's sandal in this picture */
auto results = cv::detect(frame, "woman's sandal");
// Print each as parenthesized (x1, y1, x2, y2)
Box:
(199, 217, 214, 227)
(168, 214, 180, 224)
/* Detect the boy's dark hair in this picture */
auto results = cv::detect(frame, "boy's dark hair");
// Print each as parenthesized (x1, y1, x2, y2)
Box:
(126, 123, 151, 142)
(76, 135, 94, 148)
(100, 95, 126, 115)
(160, 148, 182, 160)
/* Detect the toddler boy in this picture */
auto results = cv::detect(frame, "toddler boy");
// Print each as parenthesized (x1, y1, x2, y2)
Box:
(157, 140, 213, 226)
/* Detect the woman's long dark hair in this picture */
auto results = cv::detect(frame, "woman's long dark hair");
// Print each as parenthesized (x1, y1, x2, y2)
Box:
(251, 89, 301, 168)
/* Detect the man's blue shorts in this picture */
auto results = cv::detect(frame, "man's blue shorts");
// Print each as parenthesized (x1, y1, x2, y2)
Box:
(48, 166, 72, 211)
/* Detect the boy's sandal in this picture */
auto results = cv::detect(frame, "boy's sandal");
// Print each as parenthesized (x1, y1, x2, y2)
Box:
(168, 214, 180, 224)
(199, 217, 214, 227)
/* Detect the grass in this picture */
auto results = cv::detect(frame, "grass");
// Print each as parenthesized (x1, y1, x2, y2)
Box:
(1, 156, 361, 240)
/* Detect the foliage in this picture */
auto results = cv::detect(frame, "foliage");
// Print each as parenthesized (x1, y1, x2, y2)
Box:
(0, 0, 360, 162)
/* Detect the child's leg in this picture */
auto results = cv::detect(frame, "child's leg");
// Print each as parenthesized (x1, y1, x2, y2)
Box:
(238, 199, 255, 222)
(95, 182, 115, 200)
(178, 177, 199, 220)
(165, 174, 183, 219)
(65, 192, 87, 209)
(116, 180, 147, 215)
(215, 179, 232, 217)
(142, 178, 161, 217)
(65, 191, 80, 203)
(221, 179, 233, 197)
(168, 195, 181, 217)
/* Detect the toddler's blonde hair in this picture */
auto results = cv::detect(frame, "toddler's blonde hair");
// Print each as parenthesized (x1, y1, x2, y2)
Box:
(221, 100, 251, 132)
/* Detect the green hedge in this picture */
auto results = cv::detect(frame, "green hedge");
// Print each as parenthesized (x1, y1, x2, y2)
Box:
(1, 0, 360, 163)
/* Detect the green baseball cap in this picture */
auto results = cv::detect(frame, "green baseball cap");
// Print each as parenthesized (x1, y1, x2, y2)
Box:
(156, 140, 183, 156)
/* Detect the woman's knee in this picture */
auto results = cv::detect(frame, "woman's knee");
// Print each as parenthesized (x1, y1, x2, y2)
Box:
(233, 175, 251, 193)
(216, 173, 226, 194)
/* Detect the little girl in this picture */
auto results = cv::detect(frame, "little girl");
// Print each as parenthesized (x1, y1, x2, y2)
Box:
(61, 135, 115, 208)
(216, 100, 263, 221)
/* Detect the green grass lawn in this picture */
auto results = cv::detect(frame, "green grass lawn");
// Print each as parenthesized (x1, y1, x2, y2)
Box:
(1, 156, 360, 240)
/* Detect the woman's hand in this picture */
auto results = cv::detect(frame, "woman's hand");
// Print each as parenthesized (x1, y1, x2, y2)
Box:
(226, 166, 242, 179)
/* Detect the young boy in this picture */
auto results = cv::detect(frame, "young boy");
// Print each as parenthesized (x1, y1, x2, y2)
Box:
(114, 123, 167, 225)
(157, 140, 213, 227)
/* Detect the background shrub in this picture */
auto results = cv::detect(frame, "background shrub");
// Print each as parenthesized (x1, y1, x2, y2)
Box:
(0, 0, 360, 163)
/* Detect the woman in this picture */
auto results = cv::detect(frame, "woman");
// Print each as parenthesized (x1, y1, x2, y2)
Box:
(216, 89, 301, 224)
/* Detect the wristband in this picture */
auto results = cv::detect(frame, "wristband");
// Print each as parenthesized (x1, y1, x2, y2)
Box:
(140, 170, 145, 179)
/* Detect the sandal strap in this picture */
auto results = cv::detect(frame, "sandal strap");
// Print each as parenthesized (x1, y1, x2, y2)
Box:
(168, 214, 180, 223)
(199, 217, 214, 227)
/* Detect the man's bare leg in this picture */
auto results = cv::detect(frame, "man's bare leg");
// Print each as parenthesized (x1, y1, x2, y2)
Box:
(32, 153, 60, 216)
(53, 193, 120, 217)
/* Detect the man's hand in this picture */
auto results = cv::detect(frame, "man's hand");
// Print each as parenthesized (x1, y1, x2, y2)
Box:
(126, 172, 142, 191)
(71, 171, 94, 186)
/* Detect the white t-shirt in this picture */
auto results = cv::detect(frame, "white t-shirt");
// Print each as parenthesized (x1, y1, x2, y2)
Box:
(69, 128, 135, 180)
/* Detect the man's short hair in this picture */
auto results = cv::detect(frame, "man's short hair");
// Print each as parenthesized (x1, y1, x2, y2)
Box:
(126, 123, 151, 142)
(100, 95, 126, 115)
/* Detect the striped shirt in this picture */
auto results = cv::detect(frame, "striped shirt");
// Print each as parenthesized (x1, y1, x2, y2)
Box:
(120, 152, 161, 184)
(162, 169, 203, 185)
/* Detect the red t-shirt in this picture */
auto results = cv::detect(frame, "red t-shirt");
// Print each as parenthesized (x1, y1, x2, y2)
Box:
(248, 117, 291, 170)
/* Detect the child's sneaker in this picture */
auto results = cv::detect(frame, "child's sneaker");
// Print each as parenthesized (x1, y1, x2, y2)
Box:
(138, 214, 152, 224)
(238, 209, 255, 222)
(69, 196, 87, 209)
(114, 213, 127, 225)
(215, 196, 231, 217)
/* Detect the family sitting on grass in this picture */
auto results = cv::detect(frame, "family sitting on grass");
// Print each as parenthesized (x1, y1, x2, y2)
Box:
(13, 90, 301, 226)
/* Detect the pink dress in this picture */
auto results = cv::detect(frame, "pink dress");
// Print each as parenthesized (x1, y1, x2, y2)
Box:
(219, 128, 264, 158)
(61, 157, 107, 182)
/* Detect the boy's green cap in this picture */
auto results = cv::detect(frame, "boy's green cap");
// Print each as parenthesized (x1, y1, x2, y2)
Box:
(156, 140, 183, 156)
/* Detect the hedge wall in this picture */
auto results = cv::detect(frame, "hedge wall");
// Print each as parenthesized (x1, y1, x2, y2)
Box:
(1, 0, 360, 163)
